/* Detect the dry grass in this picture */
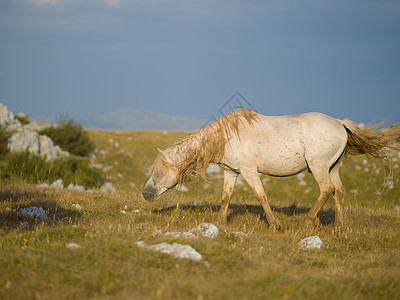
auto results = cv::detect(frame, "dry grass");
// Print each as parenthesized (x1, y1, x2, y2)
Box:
(1, 129, 399, 299)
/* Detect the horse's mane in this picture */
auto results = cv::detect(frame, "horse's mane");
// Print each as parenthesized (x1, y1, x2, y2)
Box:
(176, 108, 258, 184)
(150, 109, 258, 185)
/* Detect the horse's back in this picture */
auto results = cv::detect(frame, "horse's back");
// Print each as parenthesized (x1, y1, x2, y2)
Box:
(222, 112, 348, 176)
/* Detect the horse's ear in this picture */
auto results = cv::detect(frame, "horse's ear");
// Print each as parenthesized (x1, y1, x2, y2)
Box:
(157, 148, 174, 165)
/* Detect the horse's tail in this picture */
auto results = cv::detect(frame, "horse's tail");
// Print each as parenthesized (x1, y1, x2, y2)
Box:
(341, 119, 400, 187)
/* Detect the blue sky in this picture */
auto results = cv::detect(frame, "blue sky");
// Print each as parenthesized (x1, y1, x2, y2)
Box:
(1, 0, 399, 125)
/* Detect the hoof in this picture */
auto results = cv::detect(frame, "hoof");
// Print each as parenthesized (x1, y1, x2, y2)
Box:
(334, 221, 344, 229)
(269, 220, 283, 231)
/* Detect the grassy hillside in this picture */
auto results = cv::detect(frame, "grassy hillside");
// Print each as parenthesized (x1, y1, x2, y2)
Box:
(1, 129, 399, 299)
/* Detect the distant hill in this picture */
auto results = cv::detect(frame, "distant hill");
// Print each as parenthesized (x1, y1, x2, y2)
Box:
(84, 110, 206, 131)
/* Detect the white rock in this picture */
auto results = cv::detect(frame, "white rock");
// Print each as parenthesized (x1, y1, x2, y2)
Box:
(72, 203, 82, 210)
(7, 130, 69, 161)
(120, 210, 127, 214)
(23, 121, 51, 132)
(176, 185, 188, 192)
(298, 235, 323, 250)
(164, 223, 219, 239)
(188, 223, 219, 239)
(66, 243, 81, 249)
(68, 184, 85, 192)
(135, 241, 202, 262)
(133, 209, 140, 213)
(0, 103, 19, 128)
(164, 231, 196, 239)
(19, 206, 48, 221)
(37, 183, 49, 188)
(100, 181, 116, 193)
(51, 179, 64, 189)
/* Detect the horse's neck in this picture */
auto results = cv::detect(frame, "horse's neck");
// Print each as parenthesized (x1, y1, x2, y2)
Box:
(168, 131, 205, 164)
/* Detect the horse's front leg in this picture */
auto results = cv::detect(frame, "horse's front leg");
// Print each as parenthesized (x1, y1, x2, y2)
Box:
(216, 169, 238, 226)
(240, 167, 282, 231)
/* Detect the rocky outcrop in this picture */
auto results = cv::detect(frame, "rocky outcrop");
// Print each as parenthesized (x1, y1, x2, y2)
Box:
(1, 103, 68, 161)
(0, 103, 22, 131)
(8, 130, 69, 161)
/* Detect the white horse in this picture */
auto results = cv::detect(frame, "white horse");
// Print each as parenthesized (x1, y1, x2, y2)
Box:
(142, 109, 399, 230)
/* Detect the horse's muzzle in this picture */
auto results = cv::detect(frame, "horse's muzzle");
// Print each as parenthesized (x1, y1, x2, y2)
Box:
(142, 189, 156, 201)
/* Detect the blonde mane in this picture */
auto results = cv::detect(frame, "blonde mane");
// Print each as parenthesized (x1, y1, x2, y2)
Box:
(151, 109, 258, 185)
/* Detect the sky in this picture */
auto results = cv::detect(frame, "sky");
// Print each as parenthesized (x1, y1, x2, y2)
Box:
(1, 0, 400, 126)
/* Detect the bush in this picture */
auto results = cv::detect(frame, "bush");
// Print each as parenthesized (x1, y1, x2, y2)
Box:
(39, 114, 94, 157)
(15, 114, 30, 125)
(0, 151, 104, 188)
(0, 125, 10, 156)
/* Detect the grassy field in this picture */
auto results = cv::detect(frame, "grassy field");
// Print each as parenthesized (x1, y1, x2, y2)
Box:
(1, 129, 400, 299)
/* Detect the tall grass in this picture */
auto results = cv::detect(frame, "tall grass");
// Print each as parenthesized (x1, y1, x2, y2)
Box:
(0, 151, 104, 188)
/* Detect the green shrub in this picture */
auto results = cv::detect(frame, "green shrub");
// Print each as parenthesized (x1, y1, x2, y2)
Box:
(0, 125, 10, 156)
(39, 114, 94, 157)
(0, 151, 104, 188)
(15, 114, 30, 125)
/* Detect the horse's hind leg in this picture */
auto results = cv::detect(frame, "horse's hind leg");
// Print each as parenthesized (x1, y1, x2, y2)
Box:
(330, 163, 346, 228)
(216, 169, 238, 226)
(240, 168, 282, 231)
(306, 165, 335, 227)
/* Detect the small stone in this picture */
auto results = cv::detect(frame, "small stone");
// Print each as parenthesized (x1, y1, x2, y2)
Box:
(19, 206, 48, 221)
(66, 243, 80, 249)
(37, 183, 49, 188)
(176, 185, 188, 192)
(120, 210, 127, 214)
(72, 204, 82, 210)
(51, 179, 64, 189)
(188, 223, 219, 239)
(100, 181, 116, 193)
(135, 241, 202, 262)
(298, 235, 323, 250)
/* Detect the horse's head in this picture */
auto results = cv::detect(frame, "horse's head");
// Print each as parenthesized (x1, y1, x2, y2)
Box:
(142, 148, 180, 201)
